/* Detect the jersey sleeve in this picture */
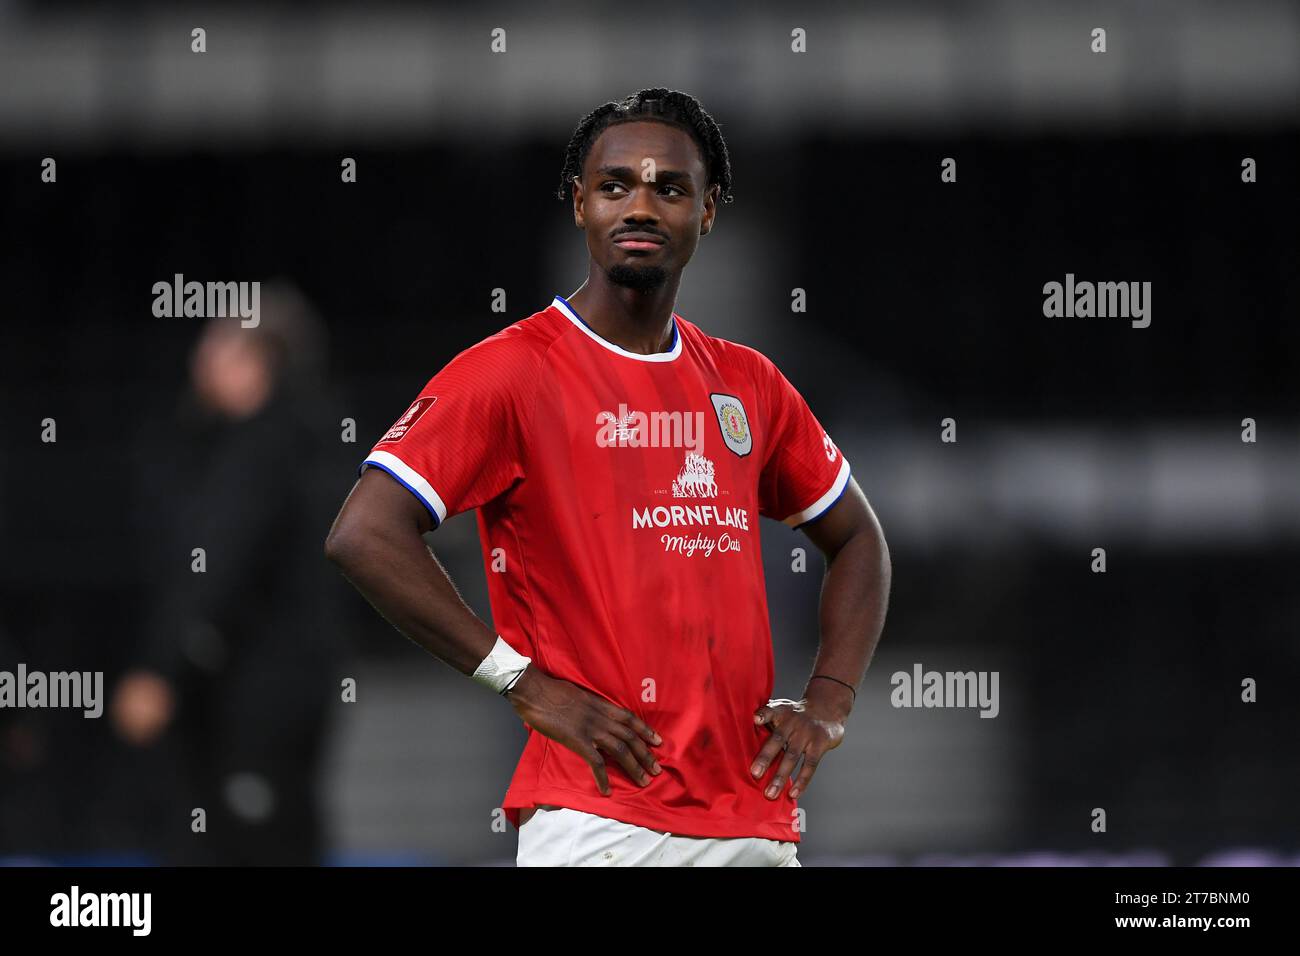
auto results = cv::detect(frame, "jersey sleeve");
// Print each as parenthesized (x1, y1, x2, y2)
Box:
(358, 331, 539, 527)
(756, 355, 852, 528)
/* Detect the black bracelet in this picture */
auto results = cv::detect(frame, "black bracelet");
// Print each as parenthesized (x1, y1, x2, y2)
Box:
(808, 674, 856, 700)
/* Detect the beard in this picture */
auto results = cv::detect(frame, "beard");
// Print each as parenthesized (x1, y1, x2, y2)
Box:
(606, 261, 668, 293)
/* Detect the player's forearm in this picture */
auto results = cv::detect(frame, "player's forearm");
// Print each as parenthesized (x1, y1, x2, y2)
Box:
(803, 524, 891, 717)
(325, 523, 499, 676)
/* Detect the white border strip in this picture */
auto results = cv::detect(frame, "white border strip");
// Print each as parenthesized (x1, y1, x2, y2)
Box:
(551, 295, 683, 362)
(783, 457, 852, 528)
(362, 449, 449, 524)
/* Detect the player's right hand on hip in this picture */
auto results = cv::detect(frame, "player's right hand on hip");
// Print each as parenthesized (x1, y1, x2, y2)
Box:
(505, 668, 663, 795)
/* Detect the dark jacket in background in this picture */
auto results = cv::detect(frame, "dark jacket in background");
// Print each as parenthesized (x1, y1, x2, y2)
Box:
(127, 381, 349, 864)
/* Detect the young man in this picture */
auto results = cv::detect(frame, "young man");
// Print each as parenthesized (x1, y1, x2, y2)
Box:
(325, 89, 891, 867)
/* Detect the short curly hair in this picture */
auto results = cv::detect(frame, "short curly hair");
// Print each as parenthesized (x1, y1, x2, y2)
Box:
(556, 88, 734, 205)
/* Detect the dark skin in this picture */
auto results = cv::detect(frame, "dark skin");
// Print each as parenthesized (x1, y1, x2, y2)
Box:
(564, 119, 717, 355)
(324, 119, 891, 816)
(752, 484, 889, 802)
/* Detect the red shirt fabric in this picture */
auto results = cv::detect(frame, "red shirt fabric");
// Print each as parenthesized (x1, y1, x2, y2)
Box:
(360, 295, 851, 842)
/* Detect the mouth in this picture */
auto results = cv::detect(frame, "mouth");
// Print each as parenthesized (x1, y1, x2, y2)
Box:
(613, 232, 666, 252)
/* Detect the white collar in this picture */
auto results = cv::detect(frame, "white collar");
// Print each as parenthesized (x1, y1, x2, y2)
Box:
(551, 295, 683, 363)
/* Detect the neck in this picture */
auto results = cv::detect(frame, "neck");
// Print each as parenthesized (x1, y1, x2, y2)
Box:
(566, 268, 683, 355)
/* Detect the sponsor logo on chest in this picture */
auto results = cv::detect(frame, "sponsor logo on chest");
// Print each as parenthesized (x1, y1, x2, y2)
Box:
(592, 396, 758, 557)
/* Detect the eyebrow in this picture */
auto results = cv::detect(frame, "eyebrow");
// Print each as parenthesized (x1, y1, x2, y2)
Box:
(595, 165, 692, 185)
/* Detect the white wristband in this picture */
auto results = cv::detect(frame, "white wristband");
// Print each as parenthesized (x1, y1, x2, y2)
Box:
(471, 635, 532, 695)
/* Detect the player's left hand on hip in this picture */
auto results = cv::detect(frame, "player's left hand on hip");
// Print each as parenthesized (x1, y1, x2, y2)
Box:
(749, 696, 846, 800)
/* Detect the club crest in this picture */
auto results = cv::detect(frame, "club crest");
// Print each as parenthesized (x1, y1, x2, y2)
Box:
(710, 393, 751, 457)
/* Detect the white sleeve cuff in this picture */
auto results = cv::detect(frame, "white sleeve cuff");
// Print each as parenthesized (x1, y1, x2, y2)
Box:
(783, 457, 851, 528)
(360, 449, 449, 526)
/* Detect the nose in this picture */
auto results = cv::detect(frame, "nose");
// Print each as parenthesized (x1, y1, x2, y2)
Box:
(623, 182, 661, 223)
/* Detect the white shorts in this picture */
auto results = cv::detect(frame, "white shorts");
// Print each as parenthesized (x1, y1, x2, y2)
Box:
(516, 806, 801, 867)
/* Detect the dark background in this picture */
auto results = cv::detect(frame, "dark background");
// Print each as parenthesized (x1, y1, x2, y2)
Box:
(0, 1, 1297, 865)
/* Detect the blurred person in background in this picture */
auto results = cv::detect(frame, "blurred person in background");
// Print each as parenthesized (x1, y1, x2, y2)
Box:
(0, 624, 47, 856)
(111, 281, 347, 865)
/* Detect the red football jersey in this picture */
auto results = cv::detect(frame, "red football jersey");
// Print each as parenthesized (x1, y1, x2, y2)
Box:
(360, 295, 851, 842)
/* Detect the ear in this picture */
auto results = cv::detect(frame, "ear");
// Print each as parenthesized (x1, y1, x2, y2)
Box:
(699, 183, 720, 237)
(571, 176, 585, 228)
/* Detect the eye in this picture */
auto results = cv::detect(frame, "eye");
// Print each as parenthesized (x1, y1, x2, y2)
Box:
(599, 181, 684, 196)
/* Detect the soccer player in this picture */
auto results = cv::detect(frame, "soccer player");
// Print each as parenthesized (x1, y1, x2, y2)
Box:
(324, 88, 891, 866)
